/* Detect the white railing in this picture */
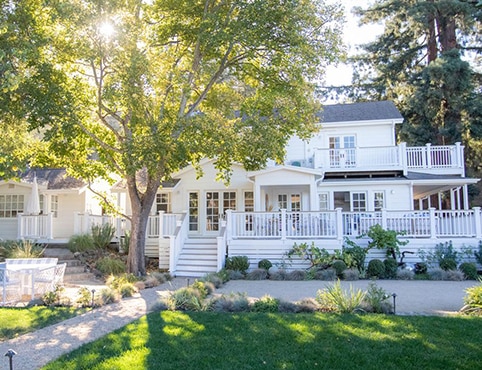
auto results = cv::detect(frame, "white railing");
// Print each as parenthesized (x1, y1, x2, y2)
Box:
(74, 213, 114, 235)
(312, 142, 464, 173)
(227, 207, 482, 240)
(169, 213, 189, 274)
(17, 214, 53, 240)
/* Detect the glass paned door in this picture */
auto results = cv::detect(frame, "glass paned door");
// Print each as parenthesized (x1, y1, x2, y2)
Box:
(206, 192, 220, 231)
(329, 135, 356, 168)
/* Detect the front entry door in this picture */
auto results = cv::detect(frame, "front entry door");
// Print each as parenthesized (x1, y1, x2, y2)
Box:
(329, 135, 356, 168)
(205, 191, 236, 234)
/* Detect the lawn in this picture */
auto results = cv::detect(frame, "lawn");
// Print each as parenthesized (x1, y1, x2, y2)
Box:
(43, 311, 482, 370)
(0, 306, 87, 341)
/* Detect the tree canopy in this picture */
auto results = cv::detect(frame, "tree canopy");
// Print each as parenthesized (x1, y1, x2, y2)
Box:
(0, 0, 344, 274)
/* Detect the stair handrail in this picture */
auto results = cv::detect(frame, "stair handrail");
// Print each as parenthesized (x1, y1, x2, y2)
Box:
(216, 220, 228, 271)
(168, 212, 188, 275)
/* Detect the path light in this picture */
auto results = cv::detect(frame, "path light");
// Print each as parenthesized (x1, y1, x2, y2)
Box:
(91, 289, 96, 308)
(5, 349, 17, 370)
(392, 293, 397, 315)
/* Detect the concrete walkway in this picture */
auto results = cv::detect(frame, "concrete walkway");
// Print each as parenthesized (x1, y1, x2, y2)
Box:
(0, 279, 478, 370)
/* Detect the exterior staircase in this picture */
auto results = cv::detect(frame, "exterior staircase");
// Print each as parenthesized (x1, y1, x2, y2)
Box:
(43, 246, 96, 284)
(174, 238, 219, 277)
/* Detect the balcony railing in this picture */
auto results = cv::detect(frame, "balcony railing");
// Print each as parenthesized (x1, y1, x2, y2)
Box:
(312, 142, 464, 174)
(226, 208, 482, 241)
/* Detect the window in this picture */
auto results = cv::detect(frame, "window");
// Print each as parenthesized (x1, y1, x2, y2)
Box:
(188, 192, 198, 231)
(244, 191, 254, 212)
(352, 192, 366, 212)
(156, 193, 171, 213)
(318, 193, 329, 211)
(278, 194, 288, 210)
(291, 194, 301, 212)
(51, 195, 59, 218)
(0, 195, 24, 218)
(223, 192, 236, 212)
(374, 192, 385, 211)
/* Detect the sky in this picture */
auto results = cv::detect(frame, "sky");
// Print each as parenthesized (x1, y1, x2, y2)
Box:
(324, 0, 382, 87)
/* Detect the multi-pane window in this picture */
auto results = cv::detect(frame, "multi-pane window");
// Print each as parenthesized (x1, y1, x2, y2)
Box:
(156, 193, 171, 213)
(51, 195, 59, 218)
(278, 194, 288, 210)
(352, 192, 366, 212)
(223, 192, 236, 212)
(244, 191, 254, 212)
(291, 194, 301, 212)
(318, 193, 329, 211)
(374, 192, 385, 211)
(189, 192, 198, 231)
(0, 195, 24, 218)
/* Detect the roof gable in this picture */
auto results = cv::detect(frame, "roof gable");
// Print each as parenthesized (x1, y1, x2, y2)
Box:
(320, 101, 403, 123)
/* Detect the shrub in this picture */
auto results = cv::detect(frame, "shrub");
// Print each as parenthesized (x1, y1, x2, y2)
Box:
(366, 259, 385, 278)
(225, 256, 249, 274)
(258, 259, 273, 271)
(428, 268, 447, 280)
(397, 269, 415, 280)
(286, 242, 332, 269)
(202, 273, 224, 288)
(98, 287, 121, 305)
(362, 282, 392, 314)
(459, 262, 478, 280)
(95, 257, 126, 275)
(365, 224, 408, 260)
(91, 223, 116, 251)
(246, 268, 268, 280)
(383, 258, 398, 279)
(316, 280, 366, 313)
(251, 295, 280, 313)
(294, 298, 320, 313)
(227, 270, 245, 280)
(77, 287, 94, 307)
(210, 293, 250, 312)
(214, 269, 231, 283)
(475, 242, 482, 265)
(342, 268, 360, 281)
(331, 260, 347, 278)
(439, 257, 457, 271)
(165, 286, 206, 311)
(414, 262, 428, 274)
(118, 283, 136, 298)
(445, 270, 465, 281)
(149, 271, 168, 284)
(269, 269, 288, 280)
(288, 270, 307, 281)
(42, 285, 66, 306)
(460, 282, 482, 316)
(278, 300, 299, 313)
(7, 240, 45, 258)
(314, 268, 337, 281)
(342, 238, 370, 272)
(68, 233, 94, 253)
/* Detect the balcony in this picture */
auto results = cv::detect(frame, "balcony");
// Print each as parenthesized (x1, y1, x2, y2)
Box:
(312, 143, 465, 176)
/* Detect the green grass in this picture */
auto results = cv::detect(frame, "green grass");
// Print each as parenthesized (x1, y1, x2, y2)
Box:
(43, 311, 482, 370)
(0, 306, 87, 341)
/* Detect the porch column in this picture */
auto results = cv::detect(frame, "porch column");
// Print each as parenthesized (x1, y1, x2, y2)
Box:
(280, 209, 287, 240)
(310, 180, 318, 210)
(225, 209, 233, 241)
(425, 143, 432, 168)
(429, 207, 437, 239)
(399, 142, 407, 175)
(463, 185, 469, 210)
(158, 210, 165, 238)
(473, 207, 481, 239)
(254, 183, 262, 211)
(450, 189, 455, 210)
(335, 208, 343, 241)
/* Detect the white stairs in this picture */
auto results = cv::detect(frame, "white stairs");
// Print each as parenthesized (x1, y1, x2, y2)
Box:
(174, 238, 219, 277)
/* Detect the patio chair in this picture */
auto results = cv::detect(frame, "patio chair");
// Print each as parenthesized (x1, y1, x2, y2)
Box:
(1, 264, 22, 306)
(34, 263, 67, 296)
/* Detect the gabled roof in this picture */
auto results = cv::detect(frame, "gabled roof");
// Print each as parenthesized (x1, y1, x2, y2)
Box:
(320, 101, 403, 123)
(248, 165, 323, 179)
(17, 169, 86, 190)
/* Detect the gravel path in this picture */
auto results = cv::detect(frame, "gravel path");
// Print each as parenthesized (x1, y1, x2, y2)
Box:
(0, 279, 478, 369)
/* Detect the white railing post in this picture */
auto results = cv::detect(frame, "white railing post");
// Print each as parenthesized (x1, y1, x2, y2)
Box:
(381, 209, 388, 230)
(47, 213, 53, 239)
(474, 207, 482, 239)
(429, 207, 437, 239)
(281, 209, 287, 240)
(425, 143, 432, 168)
(225, 210, 233, 241)
(17, 214, 23, 239)
(158, 210, 165, 238)
(335, 208, 343, 241)
(399, 142, 407, 175)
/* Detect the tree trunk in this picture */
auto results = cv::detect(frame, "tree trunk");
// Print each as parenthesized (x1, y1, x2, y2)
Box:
(126, 173, 161, 276)
(436, 12, 458, 53)
(427, 3, 438, 63)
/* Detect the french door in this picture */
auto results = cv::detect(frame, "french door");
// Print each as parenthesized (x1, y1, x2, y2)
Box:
(205, 191, 236, 233)
(329, 135, 356, 168)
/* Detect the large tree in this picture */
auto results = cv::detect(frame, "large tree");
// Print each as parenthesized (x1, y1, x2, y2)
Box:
(1, 0, 344, 274)
(350, 0, 482, 177)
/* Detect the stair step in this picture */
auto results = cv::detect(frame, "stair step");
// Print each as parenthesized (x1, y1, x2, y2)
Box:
(43, 248, 74, 259)
(177, 259, 217, 267)
(65, 265, 86, 274)
(59, 259, 83, 267)
(63, 272, 95, 283)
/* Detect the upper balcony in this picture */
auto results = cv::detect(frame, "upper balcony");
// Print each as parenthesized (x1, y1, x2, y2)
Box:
(311, 142, 465, 176)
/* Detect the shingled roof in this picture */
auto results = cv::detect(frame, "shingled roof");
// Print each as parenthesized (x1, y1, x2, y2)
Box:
(320, 101, 403, 123)
(20, 169, 86, 190)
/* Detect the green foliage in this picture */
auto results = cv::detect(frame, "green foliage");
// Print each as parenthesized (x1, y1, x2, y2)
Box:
(366, 259, 385, 279)
(165, 286, 207, 312)
(316, 280, 366, 314)
(91, 223, 116, 251)
(246, 269, 268, 280)
(98, 287, 121, 306)
(475, 242, 482, 265)
(286, 242, 332, 268)
(76, 287, 94, 308)
(342, 238, 370, 272)
(210, 293, 250, 313)
(313, 268, 337, 281)
(2, 239, 45, 258)
(258, 259, 273, 271)
(461, 281, 482, 316)
(41, 285, 66, 307)
(331, 260, 347, 278)
(225, 256, 250, 274)
(342, 268, 360, 281)
(439, 258, 457, 271)
(365, 224, 408, 259)
(414, 262, 428, 275)
(362, 282, 392, 314)
(459, 263, 478, 280)
(95, 257, 126, 275)
(383, 258, 398, 279)
(288, 270, 307, 281)
(251, 295, 280, 313)
(68, 233, 95, 253)
(201, 273, 224, 288)
(397, 269, 415, 280)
